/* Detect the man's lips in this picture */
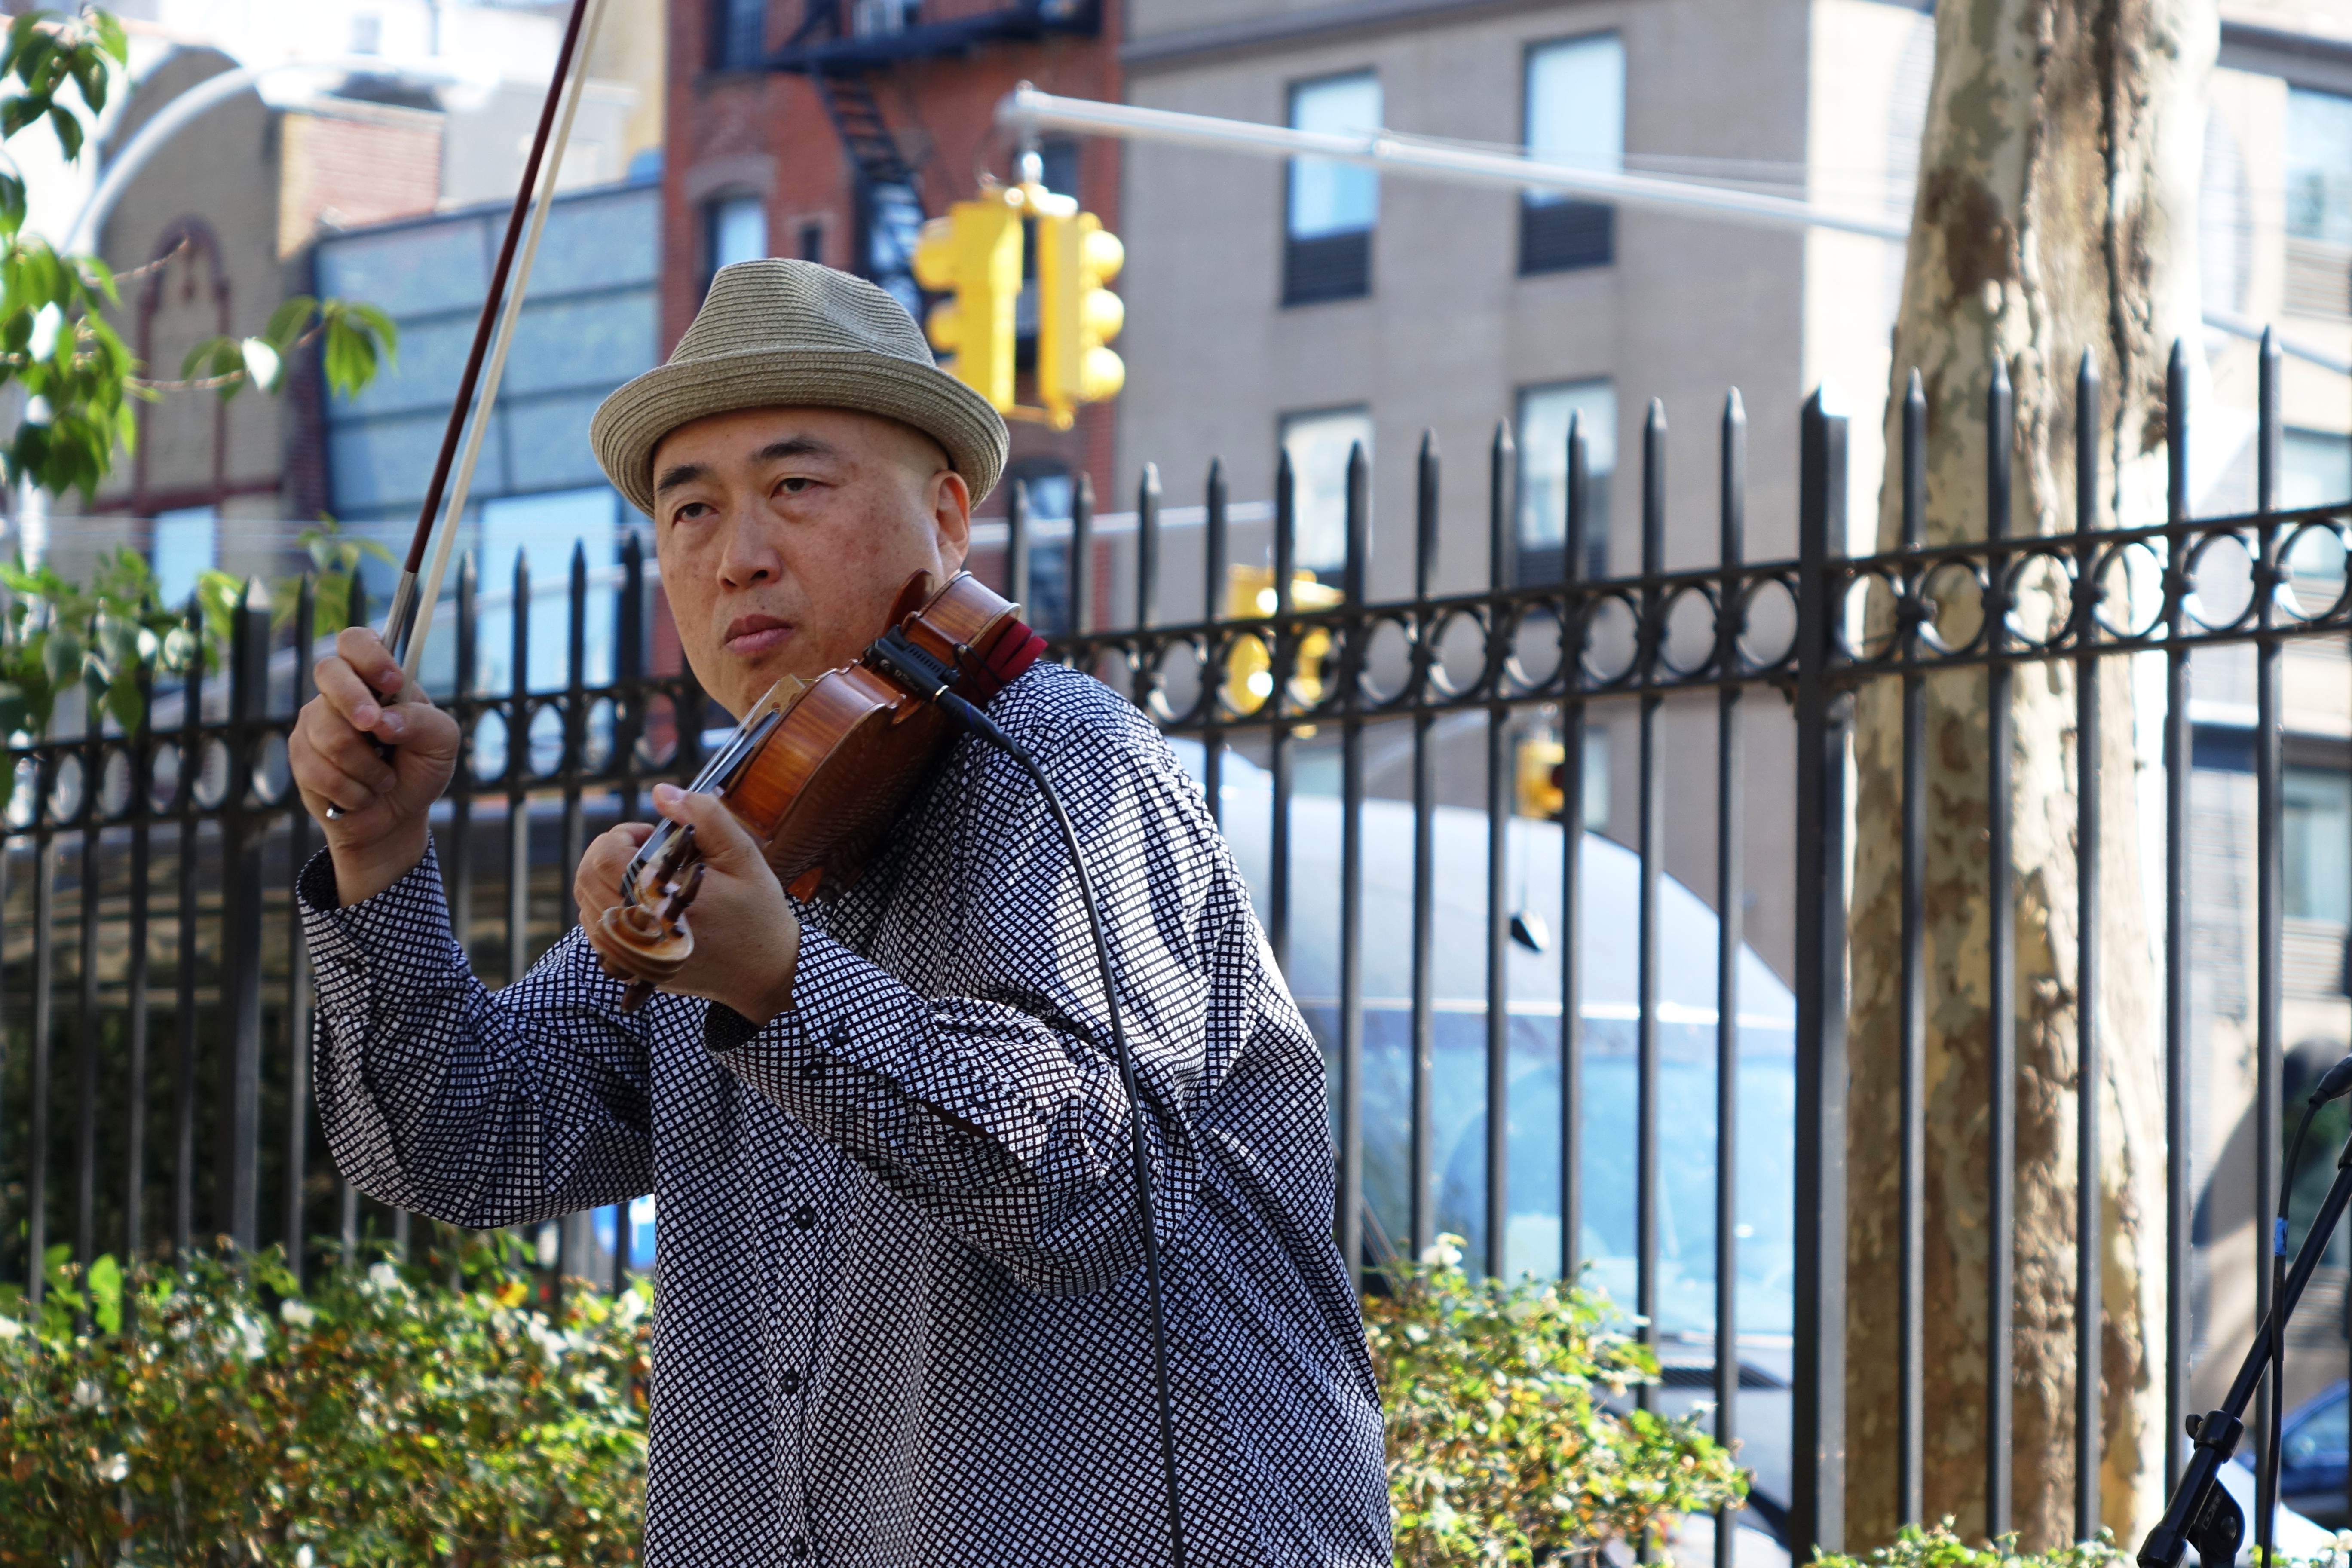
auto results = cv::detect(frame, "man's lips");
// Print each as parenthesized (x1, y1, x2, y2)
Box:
(723, 615, 794, 656)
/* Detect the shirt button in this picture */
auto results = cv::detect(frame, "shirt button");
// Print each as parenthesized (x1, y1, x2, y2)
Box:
(779, 1368, 801, 1393)
(793, 1206, 818, 1229)
(800, 1058, 824, 1080)
(790, 1537, 810, 1560)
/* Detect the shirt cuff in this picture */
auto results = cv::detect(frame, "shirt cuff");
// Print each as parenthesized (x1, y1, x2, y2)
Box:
(701, 924, 1008, 1131)
(299, 846, 462, 1001)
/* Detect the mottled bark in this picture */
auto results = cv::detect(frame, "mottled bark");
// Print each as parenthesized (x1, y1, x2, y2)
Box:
(1843, 0, 2213, 1550)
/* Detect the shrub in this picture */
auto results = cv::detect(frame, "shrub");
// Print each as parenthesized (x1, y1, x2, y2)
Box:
(0, 1244, 648, 1565)
(1817, 1523, 2139, 1568)
(3, 1234, 1744, 1565)
(1818, 1520, 2348, 1568)
(1366, 1236, 1747, 1565)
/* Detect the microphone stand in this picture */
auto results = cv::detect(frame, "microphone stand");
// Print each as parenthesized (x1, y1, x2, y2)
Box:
(2139, 1127, 2352, 1568)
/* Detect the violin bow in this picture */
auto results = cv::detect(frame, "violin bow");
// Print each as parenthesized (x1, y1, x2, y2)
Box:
(379, 0, 612, 683)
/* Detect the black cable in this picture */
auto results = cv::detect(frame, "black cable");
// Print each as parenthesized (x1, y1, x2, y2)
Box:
(930, 685, 1191, 1568)
(2261, 1095, 2318, 1568)
(2260, 1054, 2352, 1566)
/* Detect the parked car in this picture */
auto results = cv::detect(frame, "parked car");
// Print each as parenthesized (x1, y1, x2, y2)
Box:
(2254, 1379, 2352, 1530)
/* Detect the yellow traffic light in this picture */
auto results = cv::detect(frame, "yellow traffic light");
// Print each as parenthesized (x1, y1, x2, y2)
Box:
(1515, 735, 1565, 820)
(912, 192, 1023, 413)
(1036, 206, 1125, 427)
(1222, 564, 1342, 717)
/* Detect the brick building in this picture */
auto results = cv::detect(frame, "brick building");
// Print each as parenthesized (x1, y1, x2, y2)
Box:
(659, 1, 1122, 629)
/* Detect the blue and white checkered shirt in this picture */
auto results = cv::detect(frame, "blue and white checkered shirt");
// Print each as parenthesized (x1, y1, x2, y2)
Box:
(299, 661, 1391, 1567)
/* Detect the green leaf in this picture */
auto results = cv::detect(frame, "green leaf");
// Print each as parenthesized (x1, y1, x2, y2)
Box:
(6, 31, 52, 97)
(86, 1253, 122, 1335)
(46, 101, 79, 162)
(40, 623, 78, 686)
(0, 14, 39, 80)
(91, 11, 126, 66)
(70, 53, 103, 116)
(320, 318, 375, 398)
(179, 333, 241, 381)
(102, 667, 140, 730)
(346, 300, 399, 361)
(263, 294, 315, 349)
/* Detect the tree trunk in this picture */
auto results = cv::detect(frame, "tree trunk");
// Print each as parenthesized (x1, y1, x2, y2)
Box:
(1843, 0, 2213, 1549)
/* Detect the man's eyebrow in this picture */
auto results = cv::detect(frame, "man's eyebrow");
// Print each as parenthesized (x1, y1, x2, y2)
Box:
(754, 435, 839, 464)
(653, 436, 839, 498)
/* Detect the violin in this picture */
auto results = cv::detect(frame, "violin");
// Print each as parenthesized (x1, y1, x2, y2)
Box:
(593, 569, 1044, 1009)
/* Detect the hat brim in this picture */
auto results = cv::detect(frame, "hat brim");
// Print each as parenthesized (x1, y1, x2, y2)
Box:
(591, 343, 1009, 519)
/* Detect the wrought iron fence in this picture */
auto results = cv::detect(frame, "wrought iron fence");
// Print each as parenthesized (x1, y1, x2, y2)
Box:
(5, 334, 2352, 1557)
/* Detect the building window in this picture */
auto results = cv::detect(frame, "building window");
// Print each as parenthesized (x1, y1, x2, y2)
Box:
(713, 0, 767, 70)
(477, 488, 619, 699)
(1516, 380, 1616, 582)
(1011, 463, 1075, 633)
(860, 178, 925, 319)
(149, 506, 216, 609)
(2284, 428, 2352, 589)
(1278, 407, 1372, 571)
(707, 194, 768, 287)
(796, 220, 825, 263)
(2288, 89, 2352, 246)
(2287, 88, 2352, 316)
(2286, 428, 2352, 509)
(2286, 766, 2352, 925)
(1520, 34, 1622, 275)
(1039, 139, 1080, 199)
(1284, 73, 1379, 306)
(851, 0, 916, 36)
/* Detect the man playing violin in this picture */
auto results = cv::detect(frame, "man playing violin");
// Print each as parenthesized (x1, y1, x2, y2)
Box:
(288, 258, 1390, 1567)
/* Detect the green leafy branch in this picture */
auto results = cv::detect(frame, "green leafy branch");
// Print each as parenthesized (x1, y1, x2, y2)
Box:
(187, 514, 395, 644)
(1366, 1235, 1746, 1565)
(0, 9, 396, 502)
(0, 519, 392, 819)
(0, 10, 131, 501)
(0, 7, 125, 191)
(0, 543, 186, 745)
(170, 294, 399, 402)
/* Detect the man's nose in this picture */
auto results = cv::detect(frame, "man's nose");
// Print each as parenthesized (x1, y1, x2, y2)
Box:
(717, 509, 784, 587)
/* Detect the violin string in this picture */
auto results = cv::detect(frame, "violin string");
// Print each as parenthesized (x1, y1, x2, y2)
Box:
(403, 0, 614, 687)
(624, 707, 784, 905)
(380, 0, 593, 669)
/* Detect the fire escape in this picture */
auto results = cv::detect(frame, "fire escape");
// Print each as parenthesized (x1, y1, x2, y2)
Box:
(764, 0, 1101, 312)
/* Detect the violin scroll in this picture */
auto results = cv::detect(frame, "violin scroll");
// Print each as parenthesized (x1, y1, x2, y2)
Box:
(587, 569, 1043, 1008)
(597, 861, 706, 1012)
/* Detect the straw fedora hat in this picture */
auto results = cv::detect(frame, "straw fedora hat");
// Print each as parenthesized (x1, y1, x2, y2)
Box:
(591, 258, 1008, 518)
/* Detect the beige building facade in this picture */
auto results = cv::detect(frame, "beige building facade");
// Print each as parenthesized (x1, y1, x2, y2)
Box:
(1112, 0, 1915, 997)
(1107, 0, 2352, 1502)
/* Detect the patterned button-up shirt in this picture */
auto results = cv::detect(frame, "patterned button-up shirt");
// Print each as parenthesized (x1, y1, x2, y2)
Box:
(300, 661, 1392, 1567)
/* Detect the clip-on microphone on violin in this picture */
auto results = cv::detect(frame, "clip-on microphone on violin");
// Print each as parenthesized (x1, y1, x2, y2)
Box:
(866, 626, 1191, 1568)
(2141, 1052, 2352, 1568)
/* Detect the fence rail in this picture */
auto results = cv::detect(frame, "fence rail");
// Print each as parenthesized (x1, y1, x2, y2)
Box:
(6, 332, 2352, 1556)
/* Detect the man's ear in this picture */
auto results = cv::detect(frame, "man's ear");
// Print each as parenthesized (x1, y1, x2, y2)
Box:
(929, 468, 972, 572)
